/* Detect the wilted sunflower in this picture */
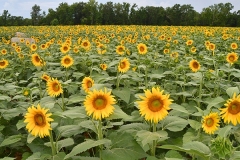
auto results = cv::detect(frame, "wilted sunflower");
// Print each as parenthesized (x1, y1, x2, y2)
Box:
(82, 77, 94, 93)
(202, 112, 220, 134)
(61, 55, 74, 68)
(100, 63, 107, 71)
(116, 45, 125, 55)
(84, 88, 116, 120)
(60, 44, 70, 54)
(24, 104, 53, 138)
(1, 49, 7, 55)
(47, 78, 63, 97)
(137, 87, 173, 123)
(118, 58, 130, 73)
(0, 59, 9, 69)
(226, 52, 238, 65)
(220, 93, 240, 126)
(189, 59, 200, 72)
(41, 73, 51, 82)
(31, 53, 44, 67)
(30, 44, 37, 52)
(231, 42, 238, 50)
(137, 43, 147, 55)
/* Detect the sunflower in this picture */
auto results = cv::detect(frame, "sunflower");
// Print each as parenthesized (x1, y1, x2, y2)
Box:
(137, 87, 173, 123)
(137, 43, 147, 55)
(40, 43, 47, 50)
(18, 53, 24, 59)
(163, 48, 170, 54)
(202, 112, 220, 134)
(60, 44, 70, 54)
(31, 53, 44, 67)
(186, 40, 193, 46)
(30, 44, 37, 52)
(191, 46, 197, 53)
(24, 104, 53, 138)
(209, 43, 216, 51)
(23, 88, 31, 97)
(118, 58, 130, 73)
(81, 39, 91, 50)
(100, 63, 107, 71)
(41, 73, 51, 82)
(82, 77, 94, 93)
(84, 88, 116, 120)
(0, 59, 9, 69)
(97, 43, 107, 54)
(116, 45, 125, 55)
(220, 93, 240, 126)
(226, 52, 238, 65)
(170, 52, 179, 58)
(231, 43, 238, 50)
(47, 78, 63, 97)
(189, 59, 200, 72)
(1, 49, 7, 55)
(61, 55, 74, 68)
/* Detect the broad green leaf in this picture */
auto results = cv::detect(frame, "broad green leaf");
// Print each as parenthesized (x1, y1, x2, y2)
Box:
(57, 138, 74, 151)
(62, 107, 87, 119)
(188, 119, 201, 130)
(0, 135, 22, 147)
(165, 150, 183, 159)
(183, 141, 210, 155)
(16, 119, 25, 130)
(27, 134, 37, 143)
(0, 157, 15, 160)
(226, 87, 239, 98)
(112, 88, 131, 103)
(0, 95, 11, 101)
(170, 103, 189, 114)
(71, 156, 100, 160)
(79, 120, 97, 133)
(183, 130, 197, 143)
(162, 116, 188, 132)
(2, 107, 25, 120)
(136, 130, 168, 147)
(64, 139, 111, 159)
(206, 96, 225, 109)
(146, 156, 158, 160)
(107, 105, 131, 120)
(67, 94, 85, 104)
(119, 123, 149, 133)
(217, 125, 232, 137)
(53, 152, 66, 160)
(40, 96, 55, 109)
(58, 125, 82, 137)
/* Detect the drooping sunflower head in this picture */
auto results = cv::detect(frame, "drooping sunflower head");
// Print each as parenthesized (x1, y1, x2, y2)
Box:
(100, 63, 107, 71)
(24, 104, 53, 138)
(82, 77, 94, 93)
(226, 52, 238, 65)
(116, 45, 125, 55)
(41, 73, 51, 82)
(47, 78, 63, 97)
(189, 59, 200, 72)
(137, 43, 148, 55)
(60, 44, 70, 54)
(220, 93, 240, 126)
(61, 55, 74, 68)
(30, 44, 37, 51)
(31, 53, 44, 67)
(0, 59, 9, 69)
(137, 87, 173, 123)
(231, 42, 238, 50)
(202, 112, 220, 134)
(84, 88, 116, 120)
(118, 58, 130, 73)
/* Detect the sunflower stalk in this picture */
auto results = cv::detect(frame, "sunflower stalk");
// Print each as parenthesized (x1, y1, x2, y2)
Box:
(145, 68, 148, 89)
(197, 73, 203, 109)
(49, 130, 57, 156)
(98, 120, 103, 160)
(116, 72, 122, 90)
(151, 122, 157, 156)
(61, 93, 65, 111)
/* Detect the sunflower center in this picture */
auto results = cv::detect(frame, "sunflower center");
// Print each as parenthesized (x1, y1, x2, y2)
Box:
(64, 58, 70, 64)
(228, 103, 240, 115)
(206, 118, 214, 127)
(148, 98, 163, 112)
(229, 56, 234, 61)
(140, 46, 144, 52)
(83, 42, 88, 47)
(34, 113, 46, 126)
(35, 56, 40, 62)
(0, 61, 5, 66)
(120, 62, 126, 69)
(87, 81, 92, 88)
(94, 98, 106, 110)
(193, 62, 199, 68)
(52, 82, 60, 92)
(119, 47, 123, 52)
(63, 46, 68, 51)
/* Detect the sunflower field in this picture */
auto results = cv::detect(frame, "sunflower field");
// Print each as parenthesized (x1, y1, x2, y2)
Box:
(0, 25, 240, 160)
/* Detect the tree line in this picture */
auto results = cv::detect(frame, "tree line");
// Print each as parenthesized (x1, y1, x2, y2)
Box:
(0, 0, 240, 27)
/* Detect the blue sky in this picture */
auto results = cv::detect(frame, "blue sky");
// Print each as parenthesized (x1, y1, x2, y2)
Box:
(1, 0, 239, 18)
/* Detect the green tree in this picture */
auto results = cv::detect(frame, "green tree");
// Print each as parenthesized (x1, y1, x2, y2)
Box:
(31, 4, 42, 25)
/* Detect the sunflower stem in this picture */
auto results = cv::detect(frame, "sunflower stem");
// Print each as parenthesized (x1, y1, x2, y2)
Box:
(116, 72, 122, 90)
(38, 81, 43, 99)
(197, 72, 203, 109)
(61, 93, 65, 111)
(98, 120, 103, 160)
(151, 122, 157, 156)
(49, 130, 56, 156)
(145, 68, 148, 89)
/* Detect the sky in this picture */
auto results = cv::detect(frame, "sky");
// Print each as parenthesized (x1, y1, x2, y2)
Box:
(0, 0, 239, 18)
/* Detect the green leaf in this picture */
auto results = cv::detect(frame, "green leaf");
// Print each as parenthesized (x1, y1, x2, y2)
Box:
(170, 103, 189, 114)
(72, 157, 100, 160)
(62, 107, 87, 119)
(226, 87, 239, 98)
(2, 108, 25, 120)
(53, 152, 66, 160)
(40, 96, 56, 109)
(16, 119, 25, 130)
(183, 141, 210, 155)
(67, 94, 85, 104)
(27, 134, 37, 144)
(0, 135, 22, 147)
(0, 157, 15, 160)
(162, 116, 188, 132)
(136, 130, 168, 147)
(165, 150, 183, 159)
(119, 123, 149, 133)
(112, 88, 131, 104)
(217, 125, 232, 137)
(79, 120, 97, 133)
(206, 96, 225, 109)
(188, 119, 201, 130)
(58, 125, 82, 137)
(57, 138, 74, 151)
(64, 139, 111, 159)
(107, 105, 131, 120)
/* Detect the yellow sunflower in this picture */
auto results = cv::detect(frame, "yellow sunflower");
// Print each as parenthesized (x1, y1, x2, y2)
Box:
(137, 43, 148, 55)
(186, 40, 193, 46)
(137, 87, 173, 123)
(31, 53, 44, 67)
(61, 55, 74, 68)
(189, 59, 200, 72)
(24, 104, 53, 138)
(1, 49, 7, 55)
(116, 45, 125, 55)
(118, 58, 130, 73)
(0, 59, 9, 69)
(84, 88, 116, 120)
(40, 43, 47, 50)
(220, 93, 240, 126)
(191, 46, 197, 53)
(231, 43, 238, 50)
(30, 44, 37, 52)
(100, 63, 107, 71)
(41, 73, 51, 82)
(81, 39, 91, 50)
(226, 52, 238, 65)
(209, 43, 216, 51)
(60, 44, 70, 54)
(82, 77, 94, 93)
(202, 112, 220, 134)
(47, 78, 63, 97)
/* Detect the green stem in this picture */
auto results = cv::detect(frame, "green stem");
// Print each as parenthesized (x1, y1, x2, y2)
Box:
(98, 120, 103, 160)
(65, 68, 68, 81)
(145, 68, 148, 89)
(61, 93, 65, 111)
(151, 123, 157, 156)
(197, 73, 203, 109)
(49, 130, 56, 156)
(116, 72, 122, 90)
(38, 81, 42, 99)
